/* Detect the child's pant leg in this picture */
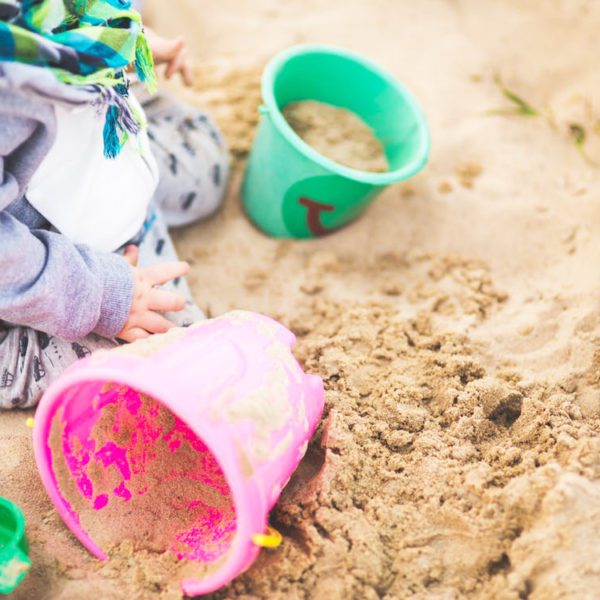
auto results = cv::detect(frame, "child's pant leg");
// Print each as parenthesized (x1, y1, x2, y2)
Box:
(0, 325, 116, 410)
(144, 95, 229, 228)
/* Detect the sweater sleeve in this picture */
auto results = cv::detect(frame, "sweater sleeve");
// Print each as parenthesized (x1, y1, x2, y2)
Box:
(0, 213, 133, 341)
(0, 87, 133, 342)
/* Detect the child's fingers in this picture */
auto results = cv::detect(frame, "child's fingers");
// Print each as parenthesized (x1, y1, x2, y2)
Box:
(147, 288, 186, 313)
(165, 53, 180, 80)
(138, 311, 175, 335)
(162, 36, 185, 61)
(156, 37, 185, 65)
(145, 28, 185, 63)
(181, 55, 194, 87)
(119, 327, 150, 343)
(159, 38, 185, 62)
(145, 261, 190, 286)
(123, 245, 139, 266)
(166, 48, 188, 80)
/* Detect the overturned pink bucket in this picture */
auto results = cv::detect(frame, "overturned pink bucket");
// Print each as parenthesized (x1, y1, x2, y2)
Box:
(33, 311, 324, 596)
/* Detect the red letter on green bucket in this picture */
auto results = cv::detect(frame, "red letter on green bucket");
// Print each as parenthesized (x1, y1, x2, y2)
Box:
(282, 175, 381, 238)
(298, 197, 335, 236)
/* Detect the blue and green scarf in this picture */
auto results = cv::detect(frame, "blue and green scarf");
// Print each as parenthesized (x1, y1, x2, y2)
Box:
(0, 0, 157, 158)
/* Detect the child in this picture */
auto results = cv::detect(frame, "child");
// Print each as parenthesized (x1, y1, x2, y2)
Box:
(0, 0, 229, 409)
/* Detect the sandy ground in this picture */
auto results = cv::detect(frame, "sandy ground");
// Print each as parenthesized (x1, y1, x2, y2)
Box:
(3, 0, 600, 598)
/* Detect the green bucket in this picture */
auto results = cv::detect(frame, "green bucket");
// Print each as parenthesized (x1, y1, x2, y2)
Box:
(242, 44, 430, 238)
(0, 498, 30, 595)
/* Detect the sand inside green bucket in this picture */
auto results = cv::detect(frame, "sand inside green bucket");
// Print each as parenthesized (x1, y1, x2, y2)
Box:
(282, 100, 388, 173)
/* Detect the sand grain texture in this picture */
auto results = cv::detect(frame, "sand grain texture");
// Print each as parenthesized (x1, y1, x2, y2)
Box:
(3, 0, 600, 598)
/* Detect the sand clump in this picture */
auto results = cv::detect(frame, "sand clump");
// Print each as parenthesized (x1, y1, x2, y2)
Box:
(456, 161, 483, 189)
(282, 101, 388, 172)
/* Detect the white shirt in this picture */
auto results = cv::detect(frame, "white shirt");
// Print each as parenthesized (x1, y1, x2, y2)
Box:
(27, 94, 159, 253)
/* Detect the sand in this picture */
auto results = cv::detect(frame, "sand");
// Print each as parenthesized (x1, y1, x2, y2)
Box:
(3, 0, 600, 598)
(282, 101, 388, 172)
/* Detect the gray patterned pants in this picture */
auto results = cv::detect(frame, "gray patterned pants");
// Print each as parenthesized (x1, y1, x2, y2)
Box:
(0, 95, 229, 409)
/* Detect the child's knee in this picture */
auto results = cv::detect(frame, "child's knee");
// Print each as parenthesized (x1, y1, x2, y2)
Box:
(0, 328, 115, 410)
(0, 328, 44, 409)
(192, 113, 230, 217)
(148, 105, 230, 228)
(0, 380, 31, 410)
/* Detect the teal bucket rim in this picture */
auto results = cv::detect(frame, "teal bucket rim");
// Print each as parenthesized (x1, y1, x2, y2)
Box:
(261, 44, 431, 187)
(0, 497, 26, 560)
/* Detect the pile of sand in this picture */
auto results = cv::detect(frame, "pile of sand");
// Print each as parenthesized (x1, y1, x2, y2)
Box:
(211, 301, 600, 599)
(3, 0, 600, 598)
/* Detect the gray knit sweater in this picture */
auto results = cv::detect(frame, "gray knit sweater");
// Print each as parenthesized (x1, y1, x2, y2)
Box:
(0, 64, 133, 342)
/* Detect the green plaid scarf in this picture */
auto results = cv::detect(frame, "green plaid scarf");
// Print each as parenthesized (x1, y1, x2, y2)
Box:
(0, 0, 157, 158)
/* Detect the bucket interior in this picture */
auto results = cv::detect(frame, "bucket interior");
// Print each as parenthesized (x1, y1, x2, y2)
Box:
(270, 49, 427, 173)
(47, 381, 237, 569)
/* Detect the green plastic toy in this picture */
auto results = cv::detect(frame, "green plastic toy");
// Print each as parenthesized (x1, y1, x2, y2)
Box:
(0, 498, 31, 595)
(242, 44, 430, 238)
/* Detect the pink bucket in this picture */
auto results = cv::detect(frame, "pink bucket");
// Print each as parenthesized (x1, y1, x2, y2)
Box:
(33, 311, 324, 596)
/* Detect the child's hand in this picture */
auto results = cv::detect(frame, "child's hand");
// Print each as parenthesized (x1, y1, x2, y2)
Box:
(144, 27, 194, 87)
(117, 245, 190, 342)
